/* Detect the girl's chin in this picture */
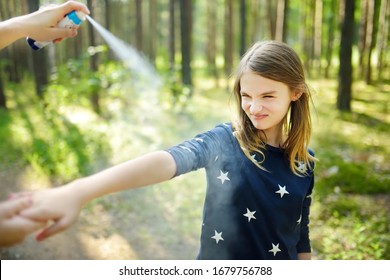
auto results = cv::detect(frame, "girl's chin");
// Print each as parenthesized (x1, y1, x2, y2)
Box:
(250, 120, 270, 131)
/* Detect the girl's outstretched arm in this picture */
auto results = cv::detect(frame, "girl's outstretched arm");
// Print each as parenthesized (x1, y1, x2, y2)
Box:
(20, 150, 176, 241)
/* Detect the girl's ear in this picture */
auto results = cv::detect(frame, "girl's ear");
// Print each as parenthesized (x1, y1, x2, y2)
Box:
(292, 84, 304, 101)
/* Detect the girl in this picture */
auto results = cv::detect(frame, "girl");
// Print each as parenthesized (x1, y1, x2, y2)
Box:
(18, 41, 316, 260)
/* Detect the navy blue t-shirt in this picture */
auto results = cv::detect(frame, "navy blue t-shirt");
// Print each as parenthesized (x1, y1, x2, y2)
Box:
(167, 123, 314, 260)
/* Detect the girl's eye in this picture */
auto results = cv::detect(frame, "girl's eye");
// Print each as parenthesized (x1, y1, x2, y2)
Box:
(264, 95, 274, 98)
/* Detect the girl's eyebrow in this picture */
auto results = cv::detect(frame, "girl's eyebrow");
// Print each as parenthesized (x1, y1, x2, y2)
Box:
(240, 90, 277, 96)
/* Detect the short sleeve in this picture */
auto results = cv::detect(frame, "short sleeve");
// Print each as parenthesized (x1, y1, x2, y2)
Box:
(166, 124, 230, 177)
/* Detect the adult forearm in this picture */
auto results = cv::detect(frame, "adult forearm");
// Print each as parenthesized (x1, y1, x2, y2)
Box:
(0, 17, 25, 49)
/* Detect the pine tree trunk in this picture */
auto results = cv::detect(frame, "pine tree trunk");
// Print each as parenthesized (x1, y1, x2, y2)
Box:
(337, 0, 355, 112)
(169, 0, 176, 72)
(28, 0, 48, 98)
(239, 0, 247, 56)
(179, 0, 193, 89)
(224, 0, 233, 79)
(87, 0, 100, 114)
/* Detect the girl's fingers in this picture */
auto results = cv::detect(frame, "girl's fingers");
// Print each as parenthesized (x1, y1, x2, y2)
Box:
(35, 218, 70, 241)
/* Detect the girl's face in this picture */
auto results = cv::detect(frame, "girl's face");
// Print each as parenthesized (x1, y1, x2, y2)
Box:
(240, 71, 297, 142)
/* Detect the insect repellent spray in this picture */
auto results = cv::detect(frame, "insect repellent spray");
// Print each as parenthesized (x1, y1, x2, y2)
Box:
(27, 10, 86, 50)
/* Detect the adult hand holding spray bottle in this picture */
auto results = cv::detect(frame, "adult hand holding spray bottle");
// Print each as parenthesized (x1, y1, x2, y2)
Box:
(26, 2, 89, 50)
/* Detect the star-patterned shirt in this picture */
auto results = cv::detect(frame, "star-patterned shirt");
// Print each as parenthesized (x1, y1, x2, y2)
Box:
(167, 123, 315, 260)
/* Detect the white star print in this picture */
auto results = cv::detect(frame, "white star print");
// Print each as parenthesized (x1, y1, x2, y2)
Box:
(298, 162, 306, 172)
(275, 184, 289, 198)
(195, 137, 204, 142)
(268, 243, 281, 256)
(217, 170, 230, 184)
(297, 215, 302, 224)
(243, 208, 256, 222)
(211, 230, 224, 244)
(250, 154, 258, 162)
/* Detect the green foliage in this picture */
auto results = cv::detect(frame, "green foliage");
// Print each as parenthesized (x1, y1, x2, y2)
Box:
(309, 79, 390, 259)
(1, 79, 111, 183)
(311, 194, 390, 260)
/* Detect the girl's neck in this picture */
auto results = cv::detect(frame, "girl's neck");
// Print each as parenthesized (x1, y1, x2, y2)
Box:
(260, 126, 285, 148)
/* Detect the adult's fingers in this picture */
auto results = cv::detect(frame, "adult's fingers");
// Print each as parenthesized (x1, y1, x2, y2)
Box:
(60, 1, 90, 16)
(0, 197, 32, 218)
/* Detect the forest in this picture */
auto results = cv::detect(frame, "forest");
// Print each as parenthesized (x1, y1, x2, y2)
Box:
(0, 0, 389, 260)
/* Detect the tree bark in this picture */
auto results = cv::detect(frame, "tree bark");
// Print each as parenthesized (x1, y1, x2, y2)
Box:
(337, 0, 355, 112)
(275, 0, 286, 42)
(239, 0, 247, 56)
(377, 0, 390, 82)
(324, 0, 337, 78)
(364, 0, 379, 85)
(224, 0, 233, 79)
(135, 0, 143, 52)
(169, 0, 176, 72)
(87, 0, 100, 114)
(179, 0, 193, 88)
(28, 0, 48, 98)
(206, 0, 219, 85)
(148, 0, 157, 64)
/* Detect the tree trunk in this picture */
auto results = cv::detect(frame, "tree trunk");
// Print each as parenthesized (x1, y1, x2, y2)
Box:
(358, 0, 368, 79)
(266, 0, 277, 39)
(324, 0, 337, 79)
(239, 0, 247, 56)
(206, 0, 219, 85)
(28, 0, 48, 98)
(377, 0, 390, 82)
(313, 0, 323, 76)
(135, 0, 143, 52)
(224, 0, 233, 79)
(87, 0, 100, 114)
(0, 0, 7, 109)
(364, 0, 379, 85)
(169, 0, 176, 72)
(275, 0, 286, 42)
(104, 0, 111, 31)
(148, 0, 157, 65)
(179, 0, 193, 89)
(337, 0, 355, 112)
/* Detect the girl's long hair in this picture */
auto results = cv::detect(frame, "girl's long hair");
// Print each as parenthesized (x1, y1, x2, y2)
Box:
(232, 41, 317, 176)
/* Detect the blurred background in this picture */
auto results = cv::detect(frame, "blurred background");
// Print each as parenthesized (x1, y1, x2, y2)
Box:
(0, 0, 389, 260)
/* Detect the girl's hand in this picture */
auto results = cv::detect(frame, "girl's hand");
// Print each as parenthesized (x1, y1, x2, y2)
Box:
(18, 183, 84, 241)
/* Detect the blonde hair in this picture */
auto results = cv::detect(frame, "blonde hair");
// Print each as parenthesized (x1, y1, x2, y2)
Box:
(232, 41, 316, 176)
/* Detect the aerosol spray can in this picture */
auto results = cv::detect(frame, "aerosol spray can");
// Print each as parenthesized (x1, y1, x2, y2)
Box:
(27, 10, 86, 50)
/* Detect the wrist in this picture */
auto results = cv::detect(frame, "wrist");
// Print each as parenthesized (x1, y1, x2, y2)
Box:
(65, 178, 94, 207)
(9, 15, 29, 39)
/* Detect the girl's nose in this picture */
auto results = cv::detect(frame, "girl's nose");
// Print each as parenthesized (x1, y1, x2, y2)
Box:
(249, 100, 263, 114)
